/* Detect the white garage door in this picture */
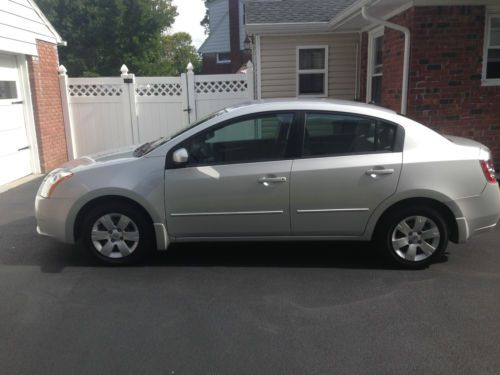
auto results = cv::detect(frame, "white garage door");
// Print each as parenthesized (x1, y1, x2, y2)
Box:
(0, 54, 33, 186)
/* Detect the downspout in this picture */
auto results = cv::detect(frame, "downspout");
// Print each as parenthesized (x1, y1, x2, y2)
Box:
(361, 6, 410, 115)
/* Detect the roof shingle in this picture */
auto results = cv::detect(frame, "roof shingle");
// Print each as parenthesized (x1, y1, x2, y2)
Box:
(245, 0, 357, 24)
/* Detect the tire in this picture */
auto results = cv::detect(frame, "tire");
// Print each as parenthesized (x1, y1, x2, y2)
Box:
(375, 206, 449, 269)
(79, 202, 154, 265)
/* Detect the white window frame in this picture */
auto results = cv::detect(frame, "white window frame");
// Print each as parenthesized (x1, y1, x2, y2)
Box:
(296, 45, 329, 98)
(366, 26, 384, 103)
(482, 9, 500, 86)
(216, 52, 231, 64)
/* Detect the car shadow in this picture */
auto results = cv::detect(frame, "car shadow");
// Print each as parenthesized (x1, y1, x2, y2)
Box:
(0, 216, 449, 273)
(149, 241, 448, 270)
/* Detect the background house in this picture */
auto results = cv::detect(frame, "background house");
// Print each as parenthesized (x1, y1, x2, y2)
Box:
(199, 0, 251, 74)
(0, 0, 67, 186)
(246, 0, 500, 162)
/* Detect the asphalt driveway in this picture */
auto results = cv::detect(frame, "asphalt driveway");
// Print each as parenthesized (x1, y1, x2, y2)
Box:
(1, 177, 499, 374)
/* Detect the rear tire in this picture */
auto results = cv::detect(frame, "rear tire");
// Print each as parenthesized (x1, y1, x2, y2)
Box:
(79, 202, 154, 265)
(375, 206, 448, 269)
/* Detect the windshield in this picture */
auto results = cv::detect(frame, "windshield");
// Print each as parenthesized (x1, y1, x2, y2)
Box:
(169, 109, 228, 140)
(133, 109, 228, 157)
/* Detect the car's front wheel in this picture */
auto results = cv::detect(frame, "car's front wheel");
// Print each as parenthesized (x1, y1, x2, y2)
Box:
(376, 206, 449, 268)
(80, 202, 153, 265)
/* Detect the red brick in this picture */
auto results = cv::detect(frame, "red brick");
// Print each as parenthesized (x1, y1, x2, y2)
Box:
(362, 6, 500, 163)
(28, 40, 68, 172)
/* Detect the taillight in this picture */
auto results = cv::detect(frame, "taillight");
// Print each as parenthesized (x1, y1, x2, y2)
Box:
(480, 159, 497, 183)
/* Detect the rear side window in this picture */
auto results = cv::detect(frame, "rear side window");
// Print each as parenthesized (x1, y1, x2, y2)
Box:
(303, 113, 397, 157)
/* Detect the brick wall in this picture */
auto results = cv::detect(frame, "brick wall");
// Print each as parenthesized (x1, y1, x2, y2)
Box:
(373, 6, 500, 162)
(28, 40, 68, 172)
(380, 8, 414, 112)
(202, 51, 252, 74)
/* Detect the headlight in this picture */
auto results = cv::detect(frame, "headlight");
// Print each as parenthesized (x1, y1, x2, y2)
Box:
(39, 170, 73, 198)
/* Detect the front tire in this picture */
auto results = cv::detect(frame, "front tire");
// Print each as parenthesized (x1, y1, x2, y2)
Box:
(376, 206, 449, 269)
(80, 202, 154, 265)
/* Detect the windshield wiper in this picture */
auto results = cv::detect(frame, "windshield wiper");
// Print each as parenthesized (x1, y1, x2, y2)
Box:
(133, 142, 152, 157)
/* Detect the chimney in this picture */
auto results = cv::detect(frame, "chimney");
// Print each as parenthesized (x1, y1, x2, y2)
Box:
(228, 0, 241, 72)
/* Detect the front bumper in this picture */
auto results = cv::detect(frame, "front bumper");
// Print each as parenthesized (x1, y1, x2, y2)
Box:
(35, 195, 75, 244)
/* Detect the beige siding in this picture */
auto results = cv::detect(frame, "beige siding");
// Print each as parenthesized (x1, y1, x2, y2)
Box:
(259, 33, 359, 100)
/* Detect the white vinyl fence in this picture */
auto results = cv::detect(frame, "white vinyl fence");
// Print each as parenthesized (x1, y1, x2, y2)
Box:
(59, 63, 255, 158)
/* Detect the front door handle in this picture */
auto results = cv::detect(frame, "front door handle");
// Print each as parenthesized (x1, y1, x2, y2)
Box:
(366, 168, 394, 176)
(258, 176, 287, 184)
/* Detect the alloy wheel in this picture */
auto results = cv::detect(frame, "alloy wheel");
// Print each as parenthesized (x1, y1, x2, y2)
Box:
(391, 215, 441, 262)
(91, 213, 140, 259)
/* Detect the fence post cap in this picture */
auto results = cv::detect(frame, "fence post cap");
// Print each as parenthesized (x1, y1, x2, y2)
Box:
(186, 62, 194, 72)
(120, 64, 129, 76)
(58, 65, 67, 75)
(246, 60, 253, 69)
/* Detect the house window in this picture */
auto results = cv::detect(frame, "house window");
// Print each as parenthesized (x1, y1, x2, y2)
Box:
(217, 52, 231, 64)
(483, 13, 500, 83)
(367, 29, 384, 104)
(297, 46, 328, 97)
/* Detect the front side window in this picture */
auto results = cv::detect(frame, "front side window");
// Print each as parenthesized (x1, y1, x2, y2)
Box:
(297, 47, 328, 96)
(368, 31, 384, 104)
(303, 113, 396, 157)
(484, 14, 500, 81)
(181, 113, 294, 166)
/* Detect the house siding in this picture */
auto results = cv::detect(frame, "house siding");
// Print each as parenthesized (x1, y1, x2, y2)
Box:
(0, 0, 58, 56)
(259, 33, 359, 99)
(199, 0, 230, 54)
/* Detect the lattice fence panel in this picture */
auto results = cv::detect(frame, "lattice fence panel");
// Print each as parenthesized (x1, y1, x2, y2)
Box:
(135, 83, 182, 97)
(195, 80, 247, 94)
(68, 84, 123, 97)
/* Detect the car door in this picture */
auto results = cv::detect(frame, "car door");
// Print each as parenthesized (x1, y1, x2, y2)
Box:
(291, 111, 403, 236)
(165, 112, 297, 237)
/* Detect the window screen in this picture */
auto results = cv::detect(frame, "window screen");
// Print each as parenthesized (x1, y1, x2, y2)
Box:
(298, 48, 327, 96)
(486, 16, 500, 79)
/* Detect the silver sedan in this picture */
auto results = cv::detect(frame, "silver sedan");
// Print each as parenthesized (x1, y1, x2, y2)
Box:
(35, 99, 500, 268)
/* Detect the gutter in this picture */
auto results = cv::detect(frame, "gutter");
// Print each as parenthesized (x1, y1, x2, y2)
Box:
(361, 6, 410, 115)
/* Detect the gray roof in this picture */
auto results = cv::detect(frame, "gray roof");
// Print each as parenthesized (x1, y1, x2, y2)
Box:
(245, 0, 357, 24)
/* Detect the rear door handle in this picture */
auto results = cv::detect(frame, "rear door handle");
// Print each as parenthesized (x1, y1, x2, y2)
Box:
(258, 176, 287, 184)
(366, 168, 394, 176)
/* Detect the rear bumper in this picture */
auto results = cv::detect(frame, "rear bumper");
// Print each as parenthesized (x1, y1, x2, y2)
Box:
(455, 183, 500, 243)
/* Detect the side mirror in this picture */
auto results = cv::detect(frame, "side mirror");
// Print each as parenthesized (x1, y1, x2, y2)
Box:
(172, 148, 189, 164)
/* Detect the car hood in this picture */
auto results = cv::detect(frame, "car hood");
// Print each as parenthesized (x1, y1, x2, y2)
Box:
(60, 145, 138, 172)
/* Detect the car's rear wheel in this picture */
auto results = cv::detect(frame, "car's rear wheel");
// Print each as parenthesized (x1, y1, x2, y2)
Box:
(376, 206, 448, 268)
(80, 203, 153, 265)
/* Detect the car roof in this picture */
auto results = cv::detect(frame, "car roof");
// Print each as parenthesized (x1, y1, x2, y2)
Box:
(224, 98, 397, 117)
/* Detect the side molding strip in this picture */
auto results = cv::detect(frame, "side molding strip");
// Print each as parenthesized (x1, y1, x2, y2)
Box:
(171, 210, 284, 217)
(297, 208, 369, 213)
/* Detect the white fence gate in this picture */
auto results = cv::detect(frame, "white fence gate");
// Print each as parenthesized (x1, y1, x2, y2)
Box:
(59, 63, 254, 158)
